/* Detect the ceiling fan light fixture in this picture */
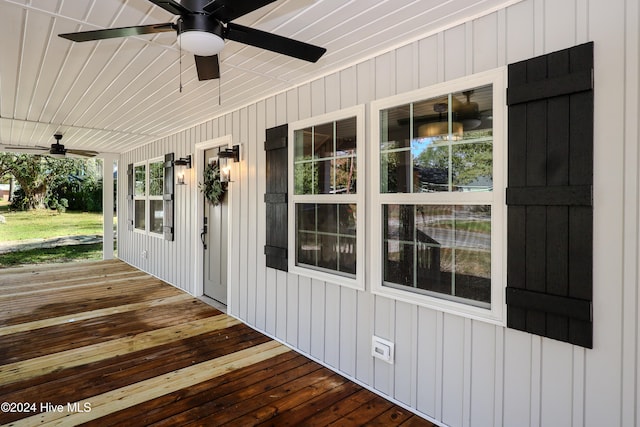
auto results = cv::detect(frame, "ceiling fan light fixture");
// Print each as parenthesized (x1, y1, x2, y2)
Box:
(177, 31, 224, 56)
(418, 121, 463, 141)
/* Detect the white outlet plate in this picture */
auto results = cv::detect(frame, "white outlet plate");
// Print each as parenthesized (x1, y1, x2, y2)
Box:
(372, 336, 394, 364)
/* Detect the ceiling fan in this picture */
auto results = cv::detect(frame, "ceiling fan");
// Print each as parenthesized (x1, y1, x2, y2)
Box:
(58, 0, 327, 81)
(1, 134, 99, 158)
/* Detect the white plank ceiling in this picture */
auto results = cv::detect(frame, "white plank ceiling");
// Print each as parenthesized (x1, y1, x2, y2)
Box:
(1, 0, 511, 155)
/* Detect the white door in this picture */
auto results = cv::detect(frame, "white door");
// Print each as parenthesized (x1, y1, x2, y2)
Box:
(203, 148, 228, 305)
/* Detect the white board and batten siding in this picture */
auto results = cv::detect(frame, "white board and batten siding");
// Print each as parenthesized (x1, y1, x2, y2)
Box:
(117, 0, 640, 426)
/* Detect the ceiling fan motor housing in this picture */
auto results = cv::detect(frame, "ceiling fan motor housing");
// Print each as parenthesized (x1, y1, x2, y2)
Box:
(179, 13, 224, 37)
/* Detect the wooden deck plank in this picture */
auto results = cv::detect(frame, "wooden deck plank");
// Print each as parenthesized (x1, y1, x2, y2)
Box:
(0, 260, 435, 427)
(10, 342, 291, 426)
(90, 352, 308, 427)
(0, 293, 192, 336)
(1, 282, 183, 326)
(0, 325, 271, 411)
(0, 299, 220, 363)
(0, 315, 241, 385)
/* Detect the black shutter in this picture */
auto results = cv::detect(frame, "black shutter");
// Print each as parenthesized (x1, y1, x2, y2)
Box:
(127, 163, 134, 231)
(264, 124, 288, 271)
(506, 42, 594, 348)
(163, 153, 175, 241)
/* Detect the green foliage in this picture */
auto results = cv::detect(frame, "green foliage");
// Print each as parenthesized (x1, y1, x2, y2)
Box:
(199, 162, 226, 206)
(294, 162, 317, 194)
(48, 158, 103, 212)
(0, 153, 103, 212)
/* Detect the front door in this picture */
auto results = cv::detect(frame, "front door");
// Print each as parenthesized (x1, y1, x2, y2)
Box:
(203, 148, 228, 305)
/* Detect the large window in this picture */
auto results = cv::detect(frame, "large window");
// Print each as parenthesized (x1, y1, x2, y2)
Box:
(133, 158, 164, 236)
(371, 70, 505, 322)
(289, 106, 365, 290)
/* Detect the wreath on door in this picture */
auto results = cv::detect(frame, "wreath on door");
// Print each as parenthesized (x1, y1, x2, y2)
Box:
(199, 160, 226, 206)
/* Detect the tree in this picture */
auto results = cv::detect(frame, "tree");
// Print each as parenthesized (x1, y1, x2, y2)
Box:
(0, 153, 88, 210)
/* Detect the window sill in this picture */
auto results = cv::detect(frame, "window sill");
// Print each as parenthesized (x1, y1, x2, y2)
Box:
(289, 264, 364, 291)
(372, 280, 505, 325)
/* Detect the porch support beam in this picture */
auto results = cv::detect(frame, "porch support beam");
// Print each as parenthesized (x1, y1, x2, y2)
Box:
(101, 153, 118, 260)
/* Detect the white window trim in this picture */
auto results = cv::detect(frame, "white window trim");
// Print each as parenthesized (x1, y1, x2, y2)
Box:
(288, 105, 366, 291)
(133, 157, 165, 238)
(369, 68, 507, 325)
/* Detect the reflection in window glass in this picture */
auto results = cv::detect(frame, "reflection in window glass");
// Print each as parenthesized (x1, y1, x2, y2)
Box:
(293, 117, 357, 195)
(134, 165, 146, 196)
(296, 203, 357, 277)
(383, 204, 491, 307)
(149, 161, 164, 196)
(149, 200, 164, 234)
(380, 84, 493, 194)
(134, 200, 145, 230)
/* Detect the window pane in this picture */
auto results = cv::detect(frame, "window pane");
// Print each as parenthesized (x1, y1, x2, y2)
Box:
(294, 116, 358, 197)
(294, 127, 313, 161)
(134, 165, 146, 196)
(380, 84, 493, 194)
(334, 157, 356, 193)
(318, 234, 338, 270)
(415, 205, 452, 294)
(297, 203, 316, 231)
(451, 141, 492, 191)
(413, 143, 449, 192)
(149, 200, 163, 234)
(338, 204, 356, 236)
(338, 236, 356, 274)
(380, 104, 411, 149)
(134, 200, 145, 230)
(295, 203, 356, 278)
(382, 204, 491, 306)
(294, 162, 316, 195)
(149, 162, 164, 196)
(336, 117, 356, 156)
(316, 159, 333, 194)
(453, 205, 491, 303)
(384, 241, 414, 287)
(315, 122, 334, 159)
(297, 232, 317, 266)
(381, 150, 411, 193)
(316, 204, 337, 234)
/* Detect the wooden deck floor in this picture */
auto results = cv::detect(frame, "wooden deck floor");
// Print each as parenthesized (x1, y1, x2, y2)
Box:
(0, 260, 434, 426)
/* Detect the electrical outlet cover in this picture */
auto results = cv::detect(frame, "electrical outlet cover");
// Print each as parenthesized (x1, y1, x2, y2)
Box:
(372, 336, 394, 364)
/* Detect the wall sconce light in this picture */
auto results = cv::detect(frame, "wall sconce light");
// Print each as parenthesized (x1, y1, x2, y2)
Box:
(174, 154, 192, 185)
(218, 145, 240, 183)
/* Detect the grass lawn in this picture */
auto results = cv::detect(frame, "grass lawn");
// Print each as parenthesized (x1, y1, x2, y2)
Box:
(0, 200, 111, 268)
(0, 244, 103, 269)
(0, 202, 104, 241)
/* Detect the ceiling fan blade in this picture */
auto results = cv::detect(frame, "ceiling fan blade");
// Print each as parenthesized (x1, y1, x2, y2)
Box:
(194, 55, 220, 81)
(226, 23, 326, 63)
(204, 0, 277, 22)
(59, 23, 174, 42)
(66, 149, 99, 158)
(147, 0, 194, 15)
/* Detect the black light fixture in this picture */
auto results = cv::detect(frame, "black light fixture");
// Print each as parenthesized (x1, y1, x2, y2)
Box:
(218, 145, 240, 183)
(174, 154, 192, 185)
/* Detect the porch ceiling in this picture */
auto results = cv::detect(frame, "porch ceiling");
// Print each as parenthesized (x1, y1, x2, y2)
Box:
(1, 0, 512, 156)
